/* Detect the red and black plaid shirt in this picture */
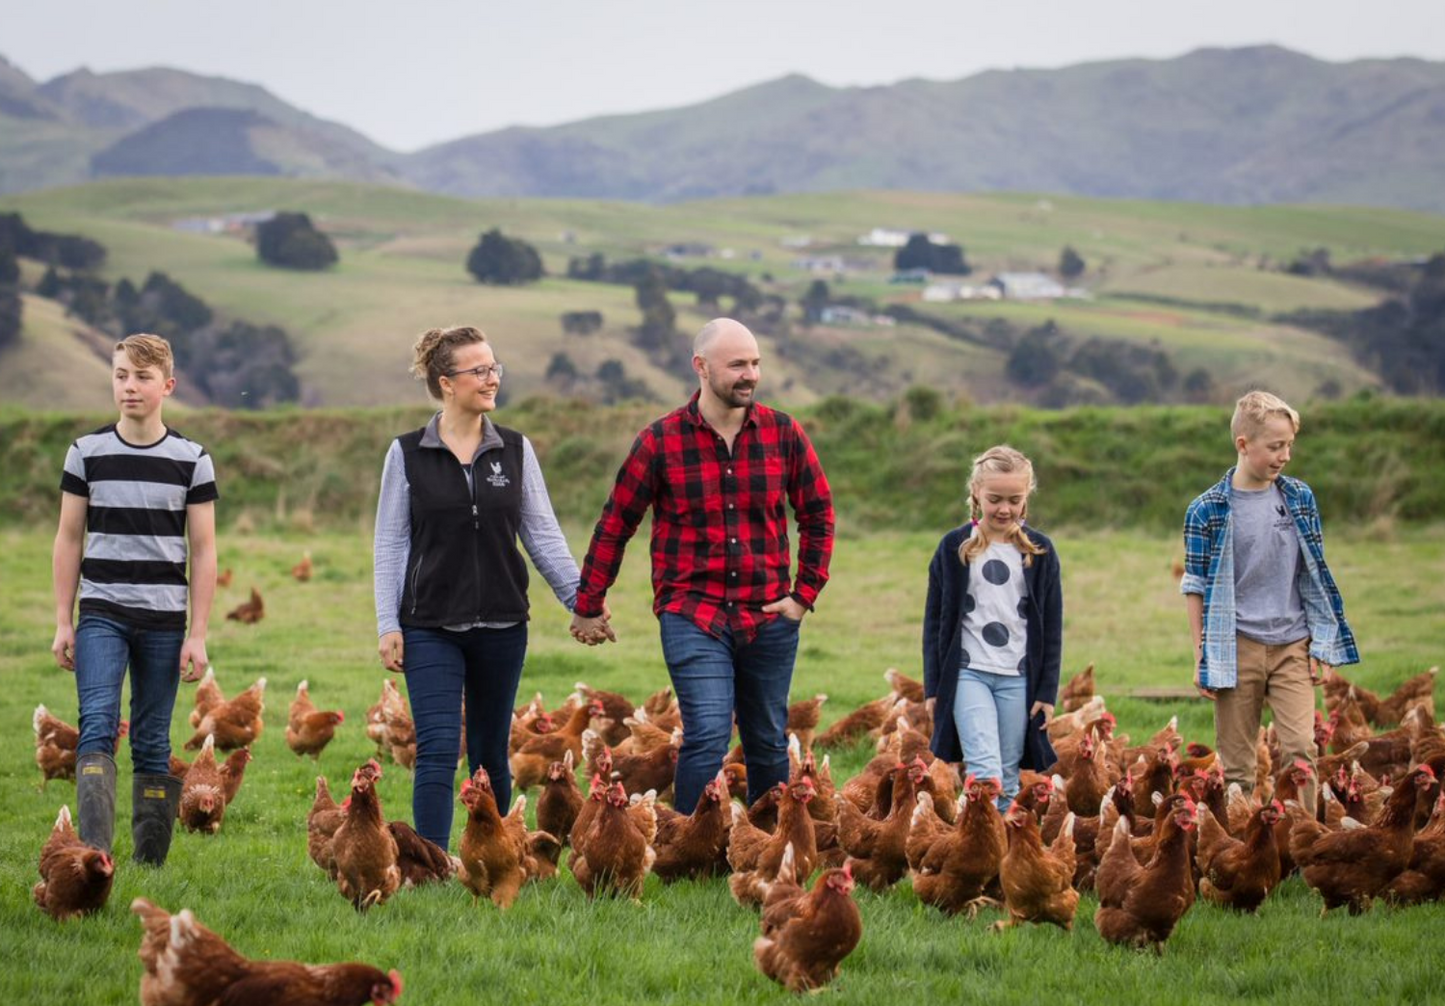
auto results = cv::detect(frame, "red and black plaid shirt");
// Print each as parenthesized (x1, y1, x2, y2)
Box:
(575, 392, 834, 642)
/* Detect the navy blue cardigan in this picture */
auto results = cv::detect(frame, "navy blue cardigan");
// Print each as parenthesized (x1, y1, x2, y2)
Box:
(922, 524, 1062, 770)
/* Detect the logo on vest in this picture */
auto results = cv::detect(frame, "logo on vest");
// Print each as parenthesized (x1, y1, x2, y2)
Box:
(485, 460, 510, 488)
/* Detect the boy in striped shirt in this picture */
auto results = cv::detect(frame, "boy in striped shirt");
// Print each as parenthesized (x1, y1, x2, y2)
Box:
(51, 333, 218, 866)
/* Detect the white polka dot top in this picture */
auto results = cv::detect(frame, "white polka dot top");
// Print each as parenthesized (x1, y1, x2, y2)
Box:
(959, 541, 1029, 676)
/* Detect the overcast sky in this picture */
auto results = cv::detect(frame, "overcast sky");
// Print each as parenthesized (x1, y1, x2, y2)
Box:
(6, 0, 1444, 151)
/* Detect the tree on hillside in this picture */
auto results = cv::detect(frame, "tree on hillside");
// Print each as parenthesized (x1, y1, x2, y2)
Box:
(256, 212, 338, 271)
(634, 268, 677, 354)
(1006, 321, 1063, 387)
(800, 279, 830, 324)
(561, 310, 604, 335)
(188, 320, 301, 409)
(0, 212, 106, 270)
(466, 228, 543, 285)
(1059, 245, 1086, 280)
(0, 284, 20, 350)
(895, 233, 970, 275)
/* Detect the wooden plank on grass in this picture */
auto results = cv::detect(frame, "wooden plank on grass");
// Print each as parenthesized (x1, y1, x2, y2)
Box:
(1129, 687, 1201, 700)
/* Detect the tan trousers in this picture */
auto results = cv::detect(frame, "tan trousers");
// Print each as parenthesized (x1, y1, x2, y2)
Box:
(1214, 635, 1317, 816)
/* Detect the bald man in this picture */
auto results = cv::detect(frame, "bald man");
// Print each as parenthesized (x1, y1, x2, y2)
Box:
(572, 318, 835, 812)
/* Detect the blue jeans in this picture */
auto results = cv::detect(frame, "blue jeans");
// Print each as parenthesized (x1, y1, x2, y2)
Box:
(953, 668, 1028, 812)
(74, 613, 183, 774)
(402, 622, 527, 850)
(659, 612, 801, 813)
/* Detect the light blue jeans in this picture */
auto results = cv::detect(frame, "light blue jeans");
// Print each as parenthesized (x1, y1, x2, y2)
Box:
(953, 668, 1028, 812)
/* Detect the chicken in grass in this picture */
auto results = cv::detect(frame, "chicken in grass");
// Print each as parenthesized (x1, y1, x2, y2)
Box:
(225, 587, 265, 624)
(331, 760, 400, 911)
(388, 820, 457, 888)
(1323, 665, 1437, 726)
(510, 696, 603, 791)
(33, 805, 113, 921)
(292, 549, 313, 582)
(537, 751, 584, 845)
(287, 679, 346, 760)
(907, 776, 1006, 916)
(132, 897, 402, 1006)
(179, 735, 228, 835)
(729, 778, 819, 907)
(994, 800, 1078, 931)
(569, 780, 657, 900)
(786, 694, 828, 753)
(837, 758, 924, 891)
(572, 681, 635, 745)
(307, 775, 347, 877)
(33, 704, 127, 787)
(1064, 727, 1114, 816)
(377, 679, 416, 771)
(608, 727, 682, 798)
(1382, 786, 1445, 905)
(457, 766, 541, 909)
(1290, 762, 1438, 915)
(1094, 797, 1198, 952)
(1059, 662, 1096, 713)
(184, 676, 266, 751)
(653, 770, 732, 881)
(753, 858, 862, 994)
(219, 746, 253, 807)
(1196, 800, 1283, 912)
(189, 666, 226, 728)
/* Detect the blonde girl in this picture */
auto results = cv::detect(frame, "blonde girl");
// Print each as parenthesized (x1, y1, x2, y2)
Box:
(922, 445, 1063, 810)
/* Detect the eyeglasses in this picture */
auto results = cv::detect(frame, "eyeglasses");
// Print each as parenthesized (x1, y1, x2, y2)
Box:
(447, 363, 504, 381)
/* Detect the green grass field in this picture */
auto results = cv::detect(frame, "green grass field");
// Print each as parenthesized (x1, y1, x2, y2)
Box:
(1, 523, 1442, 1005)
(4, 179, 1445, 412)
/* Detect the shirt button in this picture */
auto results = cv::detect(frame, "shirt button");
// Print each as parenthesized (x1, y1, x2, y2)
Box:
(730, 537, 737, 544)
(727, 468, 733, 475)
(730, 571, 737, 577)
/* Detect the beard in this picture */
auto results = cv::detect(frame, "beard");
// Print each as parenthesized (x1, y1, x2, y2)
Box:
(707, 371, 756, 409)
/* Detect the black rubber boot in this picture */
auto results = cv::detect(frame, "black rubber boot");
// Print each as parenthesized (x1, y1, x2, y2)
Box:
(76, 751, 117, 853)
(132, 773, 182, 866)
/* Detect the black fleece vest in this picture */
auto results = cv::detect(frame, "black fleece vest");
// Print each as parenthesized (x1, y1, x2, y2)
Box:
(397, 424, 529, 627)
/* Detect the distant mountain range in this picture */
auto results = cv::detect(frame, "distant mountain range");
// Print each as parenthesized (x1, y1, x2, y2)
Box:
(3, 46, 1444, 210)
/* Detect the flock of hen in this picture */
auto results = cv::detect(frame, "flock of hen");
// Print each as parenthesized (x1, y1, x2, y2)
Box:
(30, 577, 1445, 1003)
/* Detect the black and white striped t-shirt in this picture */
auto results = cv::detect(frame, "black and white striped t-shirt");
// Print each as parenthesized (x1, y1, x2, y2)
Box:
(60, 424, 219, 630)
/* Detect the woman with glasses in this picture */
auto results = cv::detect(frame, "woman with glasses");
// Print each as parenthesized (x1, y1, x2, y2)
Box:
(373, 325, 599, 852)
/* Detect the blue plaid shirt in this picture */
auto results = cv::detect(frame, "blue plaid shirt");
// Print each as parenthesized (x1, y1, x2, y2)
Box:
(1181, 468, 1358, 689)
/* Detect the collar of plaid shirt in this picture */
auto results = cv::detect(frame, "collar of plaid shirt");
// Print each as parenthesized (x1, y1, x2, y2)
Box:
(576, 391, 835, 643)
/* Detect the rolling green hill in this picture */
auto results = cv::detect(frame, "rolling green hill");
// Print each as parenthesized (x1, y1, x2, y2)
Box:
(3, 178, 1444, 411)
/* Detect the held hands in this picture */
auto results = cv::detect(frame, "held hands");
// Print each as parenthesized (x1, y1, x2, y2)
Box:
(570, 601, 616, 646)
(1309, 657, 1332, 686)
(1030, 701, 1054, 729)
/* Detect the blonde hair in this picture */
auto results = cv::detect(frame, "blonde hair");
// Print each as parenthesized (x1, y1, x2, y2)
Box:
(959, 444, 1047, 568)
(114, 334, 174, 379)
(411, 325, 487, 400)
(1231, 390, 1300, 442)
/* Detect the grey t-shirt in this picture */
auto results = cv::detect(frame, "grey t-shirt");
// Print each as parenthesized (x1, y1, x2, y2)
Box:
(1232, 485, 1308, 645)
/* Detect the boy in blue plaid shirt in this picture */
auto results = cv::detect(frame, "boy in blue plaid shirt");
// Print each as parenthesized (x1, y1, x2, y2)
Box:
(1181, 390, 1358, 815)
